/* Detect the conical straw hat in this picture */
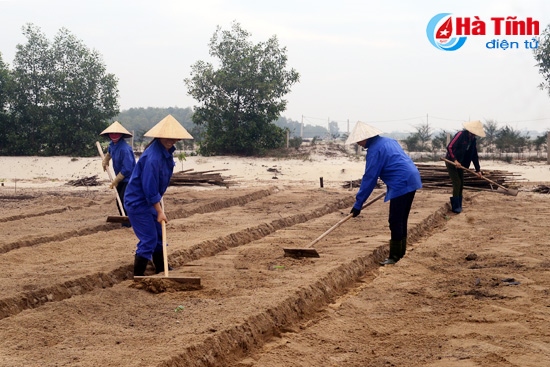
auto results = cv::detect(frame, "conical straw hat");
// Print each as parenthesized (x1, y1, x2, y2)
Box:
(345, 121, 383, 145)
(463, 120, 485, 137)
(99, 121, 133, 138)
(144, 114, 194, 140)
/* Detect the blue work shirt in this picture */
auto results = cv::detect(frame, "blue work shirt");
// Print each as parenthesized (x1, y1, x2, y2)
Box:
(108, 139, 136, 182)
(124, 139, 176, 210)
(354, 136, 422, 209)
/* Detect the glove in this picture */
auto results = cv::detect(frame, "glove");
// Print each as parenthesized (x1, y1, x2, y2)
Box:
(102, 152, 111, 171)
(110, 172, 124, 189)
(350, 207, 361, 217)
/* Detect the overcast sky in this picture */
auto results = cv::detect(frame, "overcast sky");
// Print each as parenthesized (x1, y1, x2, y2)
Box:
(1, 0, 550, 133)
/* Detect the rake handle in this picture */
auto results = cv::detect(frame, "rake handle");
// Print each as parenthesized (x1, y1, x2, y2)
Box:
(440, 157, 508, 191)
(308, 191, 386, 248)
(162, 220, 169, 277)
(96, 141, 126, 217)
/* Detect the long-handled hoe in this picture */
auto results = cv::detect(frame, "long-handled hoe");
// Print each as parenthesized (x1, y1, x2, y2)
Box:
(134, 221, 201, 286)
(283, 191, 386, 258)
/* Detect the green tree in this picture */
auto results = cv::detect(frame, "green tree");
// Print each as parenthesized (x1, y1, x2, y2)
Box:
(8, 24, 119, 156)
(0, 52, 12, 154)
(533, 133, 548, 157)
(414, 122, 433, 151)
(534, 24, 550, 97)
(402, 122, 432, 152)
(402, 134, 420, 152)
(431, 130, 448, 152)
(495, 125, 529, 154)
(184, 21, 300, 155)
(482, 119, 498, 153)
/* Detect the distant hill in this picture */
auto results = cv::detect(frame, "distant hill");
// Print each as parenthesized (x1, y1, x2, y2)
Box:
(113, 108, 549, 141)
(113, 107, 195, 135)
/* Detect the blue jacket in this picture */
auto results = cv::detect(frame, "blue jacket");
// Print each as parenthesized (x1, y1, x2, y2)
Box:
(108, 139, 136, 183)
(354, 136, 422, 209)
(124, 139, 176, 210)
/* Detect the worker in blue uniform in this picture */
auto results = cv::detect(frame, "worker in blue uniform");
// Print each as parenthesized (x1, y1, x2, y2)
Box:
(99, 121, 136, 222)
(124, 115, 193, 276)
(347, 121, 422, 265)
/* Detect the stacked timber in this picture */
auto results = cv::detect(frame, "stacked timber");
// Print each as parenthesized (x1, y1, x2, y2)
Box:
(416, 163, 520, 190)
(343, 179, 384, 189)
(169, 169, 237, 187)
(66, 175, 101, 187)
(342, 163, 520, 190)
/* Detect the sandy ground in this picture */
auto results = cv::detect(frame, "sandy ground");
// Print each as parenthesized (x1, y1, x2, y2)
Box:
(1, 146, 550, 367)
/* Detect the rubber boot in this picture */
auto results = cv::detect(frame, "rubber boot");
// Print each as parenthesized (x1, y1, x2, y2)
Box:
(459, 196, 463, 212)
(152, 251, 174, 274)
(133, 255, 149, 276)
(380, 240, 402, 265)
(450, 197, 462, 213)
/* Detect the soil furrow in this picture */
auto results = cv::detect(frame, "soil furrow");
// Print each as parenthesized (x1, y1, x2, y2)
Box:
(164, 202, 450, 367)
(0, 191, 354, 319)
(0, 187, 277, 254)
(225, 193, 550, 367)
(0, 207, 77, 223)
(160, 245, 389, 367)
(0, 190, 449, 367)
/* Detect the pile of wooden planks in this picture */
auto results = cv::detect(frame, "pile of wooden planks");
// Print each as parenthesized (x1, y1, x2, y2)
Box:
(342, 163, 520, 191)
(66, 175, 101, 187)
(416, 163, 520, 190)
(169, 169, 237, 187)
(342, 179, 383, 189)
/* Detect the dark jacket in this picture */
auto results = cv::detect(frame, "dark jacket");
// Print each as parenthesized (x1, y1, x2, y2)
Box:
(445, 130, 480, 172)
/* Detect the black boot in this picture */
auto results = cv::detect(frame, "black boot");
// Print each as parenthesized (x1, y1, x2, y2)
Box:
(133, 255, 149, 276)
(152, 251, 165, 274)
(380, 240, 402, 265)
(450, 197, 462, 213)
(459, 196, 463, 212)
(152, 251, 174, 273)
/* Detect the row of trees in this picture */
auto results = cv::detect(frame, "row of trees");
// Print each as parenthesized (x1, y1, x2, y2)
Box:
(401, 121, 548, 156)
(0, 22, 301, 157)
(2, 20, 550, 157)
(0, 24, 118, 156)
(115, 107, 336, 151)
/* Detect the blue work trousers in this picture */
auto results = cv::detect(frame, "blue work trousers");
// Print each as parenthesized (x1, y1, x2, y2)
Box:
(127, 205, 163, 260)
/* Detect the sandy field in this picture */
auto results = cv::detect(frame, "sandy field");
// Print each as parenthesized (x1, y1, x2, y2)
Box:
(1, 145, 550, 367)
